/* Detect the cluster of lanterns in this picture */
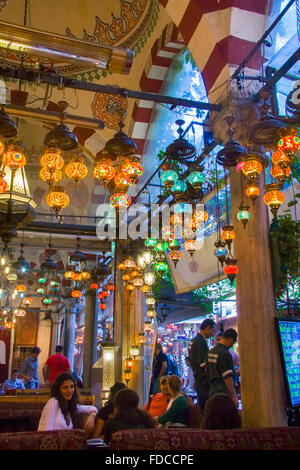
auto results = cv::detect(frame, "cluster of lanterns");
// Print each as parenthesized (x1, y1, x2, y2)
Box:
(98, 284, 115, 312)
(160, 165, 206, 200)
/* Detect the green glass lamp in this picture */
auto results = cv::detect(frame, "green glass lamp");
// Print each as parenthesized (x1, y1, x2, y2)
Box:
(187, 171, 205, 190)
(160, 170, 178, 190)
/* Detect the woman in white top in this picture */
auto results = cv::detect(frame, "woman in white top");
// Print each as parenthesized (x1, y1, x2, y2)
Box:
(38, 372, 97, 433)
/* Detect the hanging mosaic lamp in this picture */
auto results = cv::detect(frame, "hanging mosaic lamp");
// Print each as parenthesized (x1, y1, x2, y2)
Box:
(145, 295, 156, 307)
(16, 284, 26, 293)
(118, 262, 125, 270)
(160, 170, 178, 190)
(42, 297, 52, 305)
(144, 320, 152, 334)
(146, 309, 157, 319)
(126, 284, 135, 292)
(187, 171, 205, 190)
(154, 241, 168, 252)
(133, 277, 144, 288)
(64, 270, 75, 280)
(213, 239, 228, 266)
(110, 193, 131, 209)
(154, 261, 168, 273)
(23, 297, 32, 306)
(2, 140, 26, 170)
(241, 154, 263, 184)
(271, 149, 291, 169)
(122, 274, 131, 282)
(263, 183, 285, 219)
(182, 228, 194, 241)
(91, 282, 98, 289)
(142, 250, 153, 267)
(100, 303, 107, 311)
(193, 210, 209, 224)
(141, 285, 151, 294)
(65, 156, 88, 183)
(102, 290, 109, 298)
(120, 158, 144, 184)
(144, 271, 156, 286)
(0, 171, 7, 193)
(39, 167, 62, 187)
(168, 239, 179, 249)
(277, 127, 300, 158)
(137, 332, 146, 344)
(184, 239, 200, 257)
(71, 290, 82, 299)
(7, 273, 17, 281)
(38, 276, 47, 284)
(114, 171, 130, 191)
(94, 159, 116, 184)
(221, 225, 235, 247)
(124, 356, 134, 370)
(245, 182, 260, 202)
(170, 213, 182, 226)
(168, 249, 182, 267)
(15, 309, 26, 317)
(80, 271, 90, 280)
(4, 319, 14, 329)
(270, 164, 291, 184)
(161, 226, 175, 241)
(107, 284, 115, 292)
(237, 204, 251, 229)
(224, 258, 239, 285)
(144, 238, 158, 248)
(46, 185, 70, 215)
(130, 345, 140, 357)
(171, 180, 187, 200)
(40, 148, 64, 171)
(124, 369, 132, 384)
(36, 287, 45, 295)
(98, 292, 105, 300)
(123, 256, 136, 269)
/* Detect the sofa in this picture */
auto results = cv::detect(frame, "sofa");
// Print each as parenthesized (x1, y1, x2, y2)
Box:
(110, 427, 300, 450)
(0, 429, 88, 450)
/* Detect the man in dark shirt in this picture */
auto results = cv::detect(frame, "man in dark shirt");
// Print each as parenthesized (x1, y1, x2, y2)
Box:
(188, 318, 215, 410)
(150, 343, 168, 395)
(206, 328, 238, 407)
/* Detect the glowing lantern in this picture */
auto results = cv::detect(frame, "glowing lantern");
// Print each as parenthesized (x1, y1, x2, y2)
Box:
(71, 290, 82, 299)
(118, 263, 125, 270)
(94, 159, 116, 184)
(38, 277, 47, 284)
(144, 321, 152, 334)
(124, 369, 132, 383)
(126, 284, 135, 292)
(124, 356, 134, 370)
(141, 285, 151, 293)
(184, 239, 200, 256)
(169, 250, 182, 267)
(271, 150, 291, 169)
(100, 303, 107, 311)
(80, 271, 90, 280)
(98, 292, 105, 300)
(154, 262, 168, 273)
(130, 345, 140, 357)
(263, 183, 285, 218)
(124, 257, 137, 269)
(102, 290, 109, 297)
(168, 239, 179, 249)
(0, 172, 8, 193)
(241, 155, 263, 183)
(16, 284, 26, 293)
(110, 193, 131, 209)
(39, 167, 62, 186)
(160, 170, 178, 190)
(270, 164, 291, 184)
(193, 210, 208, 223)
(23, 297, 32, 306)
(161, 226, 175, 241)
(46, 186, 70, 214)
(245, 182, 260, 202)
(36, 287, 45, 294)
(144, 272, 156, 286)
(107, 284, 115, 291)
(65, 157, 88, 183)
(146, 309, 157, 319)
(0, 137, 4, 155)
(4, 320, 14, 329)
(145, 295, 156, 306)
(15, 309, 26, 317)
(277, 128, 300, 157)
(3, 142, 26, 170)
(64, 271, 75, 279)
(237, 204, 250, 228)
(221, 225, 235, 247)
(187, 171, 205, 190)
(122, 274, 131, 281)
(137, 333, 146, 344)
(121, 159, 144, 183)
(154, 241, 168, 252)
(182, 228, 194, 241)
(171, 180, 187, 200)
(224, 260, 239, 285)
(133, 277, 144, 287)
(170, 214, 182, 226)
(73, 273, 82, 281)
(130, 270, 139, 278)
(42, 297, 52, 305)
(40, 148, 64, 170)
(114, 172, 130, 189)
(214, 242, 228, 266)
(91, 283, 98, 289)
(145, 238, 158, 248)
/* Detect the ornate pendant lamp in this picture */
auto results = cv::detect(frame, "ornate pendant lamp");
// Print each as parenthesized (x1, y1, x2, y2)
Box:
(40, 148, 64, 171)
(214, 239, 228, 266)
(276, 127, 300, 158)
(110, 193, 131, 209)
(40, 241, 58, 271)
(144, 238, 158, 249)
(144, 320, 152, 334)
(65, 156, 88, 184)
(2, 140, 26, 170)
(39, 167, 62, 187)
(161, 226, 175, 241)
(263, 183, 285, 219)
(270, 164, 291, 184)
(237, 174, 250, 229)
(171, 180, 187, 201)
(216, 116, 247, 167)
(114, 172, 130, 191)
(245, 182, 260, 202)
(154, 241, 168, 252)
(144, 271, 156, 287)
(146, 309, 157, 319)
(160, 169, 179, 190)
(44, 102, 78, 151)
(168, 249, 182, 267)
(271, 149, 291, 169)
(224, 257, 239, 285)
(241, 153, 263, 184)
(184, 239, 200, 257)
(94, 158, 116, 184)
(46, 185, 70, 215)
(12, 242, 30, 273)
(120, 157, 144, 184)
(187, 171, 205, 191)
(154, 261, 168, 273)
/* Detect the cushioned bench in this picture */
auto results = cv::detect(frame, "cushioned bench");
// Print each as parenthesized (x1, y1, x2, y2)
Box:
(0, 429, 88, 450)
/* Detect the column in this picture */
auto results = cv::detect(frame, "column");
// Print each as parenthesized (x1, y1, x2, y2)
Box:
(82, 289, 97, 388)
(63, 299, 77, 371)
(113, 240, 124, 383)
(230, 168, 287, 427)
(50, 310, 64, 355)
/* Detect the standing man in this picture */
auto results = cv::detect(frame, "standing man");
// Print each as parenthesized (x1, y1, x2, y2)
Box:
(188, 318, 215, 410)
(150, 343, 169, 395)
(19, 346, 41, 389)
(206, 328, 238, 407)
(42, 345, 71, 385)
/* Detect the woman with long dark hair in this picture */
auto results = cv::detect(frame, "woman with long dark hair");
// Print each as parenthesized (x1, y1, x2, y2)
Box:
(93, 382, 127, 438)
(201, 393, 242, 430)
(103, 388, 156, 444)
(38, 372, 97, 432)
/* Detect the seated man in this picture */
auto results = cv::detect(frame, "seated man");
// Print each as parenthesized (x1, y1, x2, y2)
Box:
(144, 376, 171, 418)
(1, 369, 25, 395)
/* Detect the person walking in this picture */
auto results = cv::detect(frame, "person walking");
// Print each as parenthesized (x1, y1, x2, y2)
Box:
(42, 345, 71, 385)
(19, 346, 41, 389)
(188, 318, 215, 410)
(150, 343, 168, 395)
(206, 328, 238, 407)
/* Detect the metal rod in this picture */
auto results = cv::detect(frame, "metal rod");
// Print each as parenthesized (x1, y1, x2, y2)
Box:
(0, 66, 222, 112)
(131, 155, 168, 205)
(231, 0, 297, 80)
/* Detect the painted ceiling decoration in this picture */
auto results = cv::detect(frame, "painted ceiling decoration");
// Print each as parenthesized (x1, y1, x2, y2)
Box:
(92, 93, 128, 130)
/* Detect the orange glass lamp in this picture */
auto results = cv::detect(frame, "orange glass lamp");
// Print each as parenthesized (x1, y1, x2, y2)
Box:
(184, 239, 200, 257)
(124, 356, 134, 370)
(122, 274, 131, 281)
(271, 149, 291, 169)
(193, 210, 208, 224)
(221, 225, 235, 247)
(118, 262, 125, 270)
(0, 171, 8, 193)
(23, 297, 32, 306)
(270, 164, 291, 184)
(126, 284, 135, 292)
(4, 319, 14, 329)
(277, 127, 300, 158)
(91, 282, 98, 289)
(64, 270, 75, 279)
(73, 273, 82, 281)
(65, 157, 88, 184)
(114, 172, 130, 191)
(141, 285, 151, 294)
(16, 284, 26, 293)
(170, 213, 182, 226)
(224, 258, 239, 285)
(137, 332, 146, 344)
(121, 159, 144, 184)
(124, 369, 132, 384)
(263, 183, 285, 219)
(168, 249, 182, 267)
(46, 186, 70, 215)
(94, 159, 116, 184)
(107, 284, 115, 292)
(39, 167, 62, 186)
(15, 309, 26, 317)
(71, 290, 82, 299)
(3, 142, 26, 170)
(80, 271, 90, 280)
(98, 292, 105, 300)
(245, 182, 260, 202)
(102, 290, 109, 297)
(40, 148, 64, 170)
(241, 154, 263, 183)
(146, 309, 157, 319)
(144, 320, 152, 334)
(110, 193, 131, 209)
(100, 303, 107, 311)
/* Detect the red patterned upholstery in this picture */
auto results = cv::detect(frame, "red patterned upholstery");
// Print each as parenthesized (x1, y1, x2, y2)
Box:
(0, 430, 88, 450)
(110, 427, 300, 450)
(0, 402, 44, 432)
